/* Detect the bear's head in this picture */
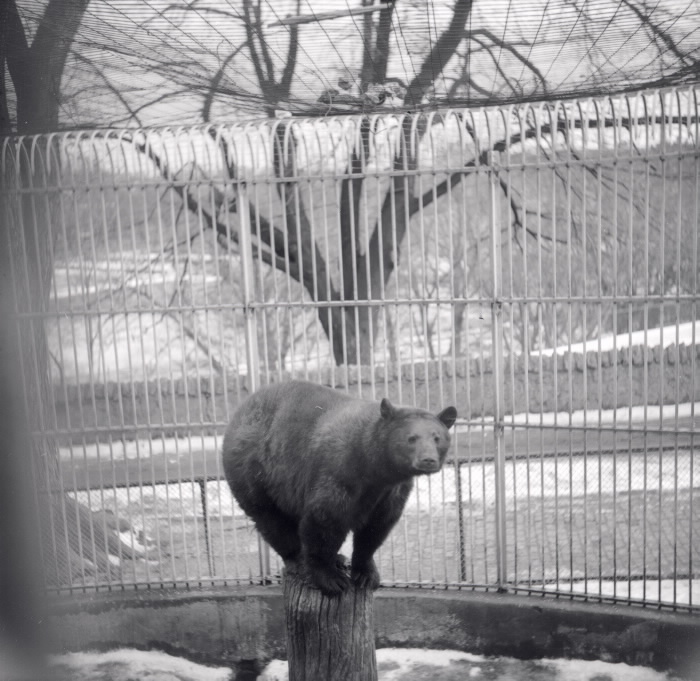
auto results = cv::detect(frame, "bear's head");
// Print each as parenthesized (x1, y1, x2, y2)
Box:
(380, 398, 457, 477)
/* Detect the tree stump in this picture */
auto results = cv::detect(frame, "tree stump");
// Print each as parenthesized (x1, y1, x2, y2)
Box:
(283, 561, 377, 681)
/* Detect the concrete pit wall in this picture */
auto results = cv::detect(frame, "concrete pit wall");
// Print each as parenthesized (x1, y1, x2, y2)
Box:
(50, 587, 700, 679)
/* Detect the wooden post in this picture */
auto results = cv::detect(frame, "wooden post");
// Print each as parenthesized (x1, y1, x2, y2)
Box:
(283, 562, 377, 681)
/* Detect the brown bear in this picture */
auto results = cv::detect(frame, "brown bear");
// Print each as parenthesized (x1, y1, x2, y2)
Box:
(222, 380, 457, 596)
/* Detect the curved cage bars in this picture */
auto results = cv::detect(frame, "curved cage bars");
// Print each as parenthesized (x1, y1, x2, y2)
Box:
(1, 86, 698, 610)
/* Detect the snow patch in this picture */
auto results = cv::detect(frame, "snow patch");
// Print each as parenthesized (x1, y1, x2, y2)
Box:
(49, 648, 234, 681)
(257, 659, 288, 681)
(539, 320, 699, 356)
(258, 648, 681, 680)
(542, 578, 700, 605)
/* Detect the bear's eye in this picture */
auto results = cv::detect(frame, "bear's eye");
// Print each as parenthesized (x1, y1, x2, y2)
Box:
(433, 435, 440, 443)
(407, 434, 418, 444)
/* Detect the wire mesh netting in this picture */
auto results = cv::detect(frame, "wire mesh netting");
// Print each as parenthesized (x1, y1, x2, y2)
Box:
(6, 0, 700, 129)
(1, 86, 698, 610)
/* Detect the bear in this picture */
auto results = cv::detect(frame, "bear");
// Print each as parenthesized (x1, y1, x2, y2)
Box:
(221, 380, 457, 596)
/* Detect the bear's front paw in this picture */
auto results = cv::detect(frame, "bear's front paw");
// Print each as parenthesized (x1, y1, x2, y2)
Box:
(351, 559, 381, 590)
(306, 560, 351, 596)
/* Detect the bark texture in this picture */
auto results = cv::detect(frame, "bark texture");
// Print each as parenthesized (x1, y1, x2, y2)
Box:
(283, 562, 377, 681)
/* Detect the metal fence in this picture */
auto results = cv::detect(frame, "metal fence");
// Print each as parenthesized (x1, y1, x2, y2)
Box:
(1, 86, 698, 612)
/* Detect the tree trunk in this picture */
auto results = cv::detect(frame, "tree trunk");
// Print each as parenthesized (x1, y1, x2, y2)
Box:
(283, 562, 377, 681)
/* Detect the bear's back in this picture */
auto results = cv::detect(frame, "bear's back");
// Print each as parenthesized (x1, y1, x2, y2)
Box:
(222, 381, 379, 512)
(234, 381, 365, 446)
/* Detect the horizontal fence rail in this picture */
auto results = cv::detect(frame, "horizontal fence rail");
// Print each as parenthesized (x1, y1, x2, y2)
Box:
(1, 87, 698, 611)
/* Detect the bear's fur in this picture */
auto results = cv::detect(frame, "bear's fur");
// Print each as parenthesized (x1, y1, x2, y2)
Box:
(222, 380, 457, 595)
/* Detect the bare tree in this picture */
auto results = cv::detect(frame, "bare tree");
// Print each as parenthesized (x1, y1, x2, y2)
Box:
(137, 0, 480, 365)
(115, 0, 699, 364)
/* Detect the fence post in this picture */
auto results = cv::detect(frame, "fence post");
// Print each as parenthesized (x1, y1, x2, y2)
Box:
(488, 154, 508, 592)
(237, 179, 270, 581)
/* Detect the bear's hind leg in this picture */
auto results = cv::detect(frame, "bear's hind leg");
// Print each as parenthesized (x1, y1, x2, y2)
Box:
(246, 503, 301, 562)
(299, 509, 350, 596)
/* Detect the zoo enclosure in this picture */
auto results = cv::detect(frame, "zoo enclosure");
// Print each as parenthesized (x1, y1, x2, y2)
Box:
(2, 86, 698, 611)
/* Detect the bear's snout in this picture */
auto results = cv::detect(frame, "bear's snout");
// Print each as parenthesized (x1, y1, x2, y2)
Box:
(415, 453, 441, 473)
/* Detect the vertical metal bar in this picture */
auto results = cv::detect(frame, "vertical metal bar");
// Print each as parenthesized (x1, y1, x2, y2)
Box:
(641, 93, 651, 603)
(134, 132, 161, 587)
(579, 99, 590, 597)
(306, 133, 323, 381)
(319, 126, 336, 382)
(444, 111, 463, 585)
(289, 128, 311, 381)
(152, 131, 182, 583)
(519, 105, 533, 591)
(502, 106, 517, 589)
(52, 138, 86, 588)
(610, 96, 620, 601)
(657, 93, 667, 605)
(535, 105, 547, 590)
(453, 112, 468, 584)
(403, 119, 418, 407)
(359, 119, 376, 398)
(626, 94, 636, 603)
(672, 90, 684, 608)
(595, 99, 604, 600)
(689, 86, 699, 611)
(90, 135, 124, 588)
(333, 129, 349, 375)
(473, 115, 489, 585)
(237, 180, 260, 392)
(199, 479, 214, 577)
(237, 179, 266, 579)
(489, 151, 507, 592)
(347, 123, 362, 375)
(563, 102, 575, 597)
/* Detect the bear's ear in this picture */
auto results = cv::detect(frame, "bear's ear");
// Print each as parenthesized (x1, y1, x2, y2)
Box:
(437, 406, 457, 430)
(380, 398, 397, 420)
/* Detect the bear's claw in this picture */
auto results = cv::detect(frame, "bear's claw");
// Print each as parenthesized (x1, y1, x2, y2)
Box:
(309, 566, 351, 596)
(351, 560, 381, 590)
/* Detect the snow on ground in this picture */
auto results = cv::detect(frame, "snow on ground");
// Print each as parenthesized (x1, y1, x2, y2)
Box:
(49, 648, 234, 681)
(502, 401, 699, 428)
(258, 648, 688, 681)
(70, 446, 699, 519)
(414, 447, 698, 506)
(539, 320, 699, 357)
(542, 578, 700, 605)
(46, 647, 689, 681)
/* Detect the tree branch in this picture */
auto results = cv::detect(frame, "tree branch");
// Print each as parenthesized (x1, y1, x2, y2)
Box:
(618, 0, 693, 66)
(202, 44, 248, 122)
(70, 52, 145, 127)
(243, 0, 269, 97)
(279, 1, 300, 97)
(244, 0, 275, 91)
(373, 0, 395, 84)
(404, 0, 474, 106)
(469, 28, 549, 94)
